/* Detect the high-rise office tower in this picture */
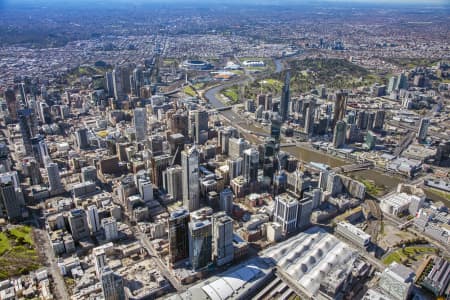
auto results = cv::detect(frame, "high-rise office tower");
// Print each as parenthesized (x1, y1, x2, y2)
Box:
(228, 138, 249, 159)
(170, 112, 189, 137)
(75, 128, 89, 150)
(68, 209, 90, 241)
(102, 217, 118, 241)
(134, 108, 147, 142)
(374, 110, 385, 131)
(163, 165, 183, 201)
(357, 110, 369, 130)
(46, 162, 63, 193)
(4, 88, 18, 121)
(326, 172, 343, 197)
(151, 154, 172, 189)
(274, 193, 298, 234)
(0, 181, 24, 221)
(395, 73, 409, 90)
(387, 76, 397, 94)
(137, 178, 153, 202)
(168, 133, 185, 165)
(105, 71, 114, 97)
(31, 135, 49, 167)
(212, 212, 234, 266)
(367, 111, 376, 131)
(271, 113, 282, 151)
(219, 188, 233, 215)
(132, 67, 144, 97)
(297, 196, 313, 230)
(100, 266, 125, 300)
(149, 135, 164, 156)
(332, 91, 348, 128)
(417, 118, 430, 142)
(189, 219, 212, 271)
(365, 131, 377, 150)
(182, 146, 200, 211)
(333, 120, 347, 148)
(227, 158, 243, 180)
(194, 110, 209, 145)
(243, 148, 259, 184)
(93, 247, 107, 278)
(23, 158, 42, 185)
(304, 100, 316, 135)
(280, 71, 290, 122)
(112, 68, 124, 100)
(168, 209, 190, 264)
(112, 65, 131, 101)
(81, 166, 97, 183)
(87, 205, 101, 233)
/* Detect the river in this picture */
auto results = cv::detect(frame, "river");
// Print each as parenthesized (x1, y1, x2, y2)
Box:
(204, 57, 405, 196)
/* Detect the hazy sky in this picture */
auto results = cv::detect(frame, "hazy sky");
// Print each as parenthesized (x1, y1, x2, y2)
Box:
(1, 0, 448, 4)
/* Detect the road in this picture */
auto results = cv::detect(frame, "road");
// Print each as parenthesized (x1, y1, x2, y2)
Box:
(135, 231, 186, 292)
(34, 226, 70, 299)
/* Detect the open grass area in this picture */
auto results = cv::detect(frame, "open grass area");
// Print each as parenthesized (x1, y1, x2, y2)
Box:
(360, 179, 384, 196)
(259, 78, 283, 94)
(0, 226, 41, 280)
(9, 226, 34, 245)
(382, 246, 437, 265)
(183, 86, 197, 97)
(222, 85, 239, 102)
(0, 233, 11, 255)
(383, 57, 440, 69)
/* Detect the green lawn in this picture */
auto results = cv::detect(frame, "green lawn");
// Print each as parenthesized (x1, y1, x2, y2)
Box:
(360, 179, 384, 196)
(183, 86, 197, 97)
(9, 226, 34, 246)
(0, 226, 41, 280)
(0, 232, 11, 255)
(382, 246, 437, 265)
(222, 86, 239, 102)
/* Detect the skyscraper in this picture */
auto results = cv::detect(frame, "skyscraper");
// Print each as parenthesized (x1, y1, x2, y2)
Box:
(194, 110, 209, 145)
(219, 188, 234, 215)
(270, 113, 282, 151)
(297, 196, 313, 230)
(46, 162, 63, 193)
(163, 165, 183, 201)
(134, 107, 147, 142)
(280, 71, 290, 122)
(102, 217, 118, 241)
(105, 71, 114, 97)
(168, 209, 190, 264)
(100, 266, 125, 300)
(31, 135, 49, 167)
(374, 110, 385, 131)
(242, 148, 259, 184)
(4, 88, 18, 121)
(332, 91, 348, 128)
(68, 209, 90, 241)
(333, 120, 347, 148)
(182, 146, 200, 211)
(274, 193, 298, 234)
(0, 181, 23, 221)
(75, 128, 89, 150)
(417, 118, 430, 142)
(189, 219, 212, 271)
(87, 205, 101, 234)
(212, 212, 234, 266)
(132, 67, 144, 97)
